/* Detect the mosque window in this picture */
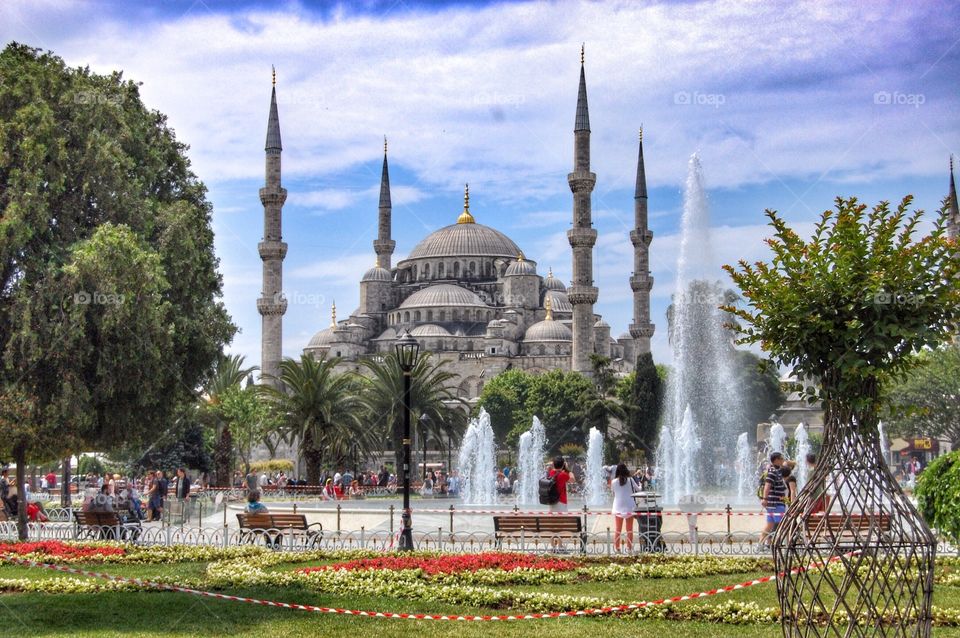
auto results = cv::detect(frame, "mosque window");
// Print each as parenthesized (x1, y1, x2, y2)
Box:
(404, 311, 410, 322)
(414, 311, 421, 321)
(469, 261, 476, 275)
(452, 309, 459, 321)
(439, 310, 446, 321)
(538, 345, 545, 355)
(484, 261, 491, 277)
(412, 265, 418, 279)
(466, 340, 474, 351)
(424, 263, 430, 277)
(438, 262, 445, 277)
(427, 310, 433, 321)
(453, 262, 460, 277)
(555, 344, 561, 355)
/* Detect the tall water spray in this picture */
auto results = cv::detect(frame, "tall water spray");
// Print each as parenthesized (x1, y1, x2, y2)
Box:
(794, 422, 810, 489)
(516, 416, 546, 506)
(457, 408, 497, 505)
(878, 420, 889, 467)
(584, 428, 607, 507)
(656, 155, 744, 503)
(736, 432, 752, 500)
(769, 422, 787, 455)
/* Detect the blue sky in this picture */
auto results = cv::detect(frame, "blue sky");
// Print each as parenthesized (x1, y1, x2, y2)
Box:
(2, 0, 958, 368)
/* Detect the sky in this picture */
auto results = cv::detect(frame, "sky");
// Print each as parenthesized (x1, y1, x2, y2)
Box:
(2, 0, 958, 369)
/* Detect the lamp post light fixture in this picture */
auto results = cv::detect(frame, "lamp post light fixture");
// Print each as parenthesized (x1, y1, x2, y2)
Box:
(395, 330, 420, 551)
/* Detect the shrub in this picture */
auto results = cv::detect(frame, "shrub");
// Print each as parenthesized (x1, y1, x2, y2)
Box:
(915, 451, 960, 543)
(248, 459, 293, 473)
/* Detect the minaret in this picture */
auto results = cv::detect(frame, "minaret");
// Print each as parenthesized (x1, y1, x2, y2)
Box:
(374, 137, 396, 268)
(948, 155, 959, 241)
(567, 45, 598, 375)
(628, 127, 656, 354)
(257, 66, 288, 386)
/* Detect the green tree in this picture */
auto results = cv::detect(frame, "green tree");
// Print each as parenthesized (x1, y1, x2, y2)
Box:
(264, 355, 370, 484)
(915, 450, 960, 544)
(723, 196, 960, 431)
(884, 344, 960, 447)
(615, 352, 665, 456)
(522, 369, 594, 453)
(476, 368, 537, 443)
(0, 44, 234, 494)
(360, 353, 467, 474)
(582, 355, 626, 437)
(220, 385, 282, 476)
(733, 350, 785, 435)
(202, 354, 256, 486)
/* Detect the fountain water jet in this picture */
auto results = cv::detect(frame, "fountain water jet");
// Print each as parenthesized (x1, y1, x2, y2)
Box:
(515, 416, 546, 506)
(769, 422, 787, 455)
(457, 408, 497, 505)
(584, 428, 607, 507)
(794, 422, 810, 490)
(656, 155, 744, 503)
(736, 432, 752, 500)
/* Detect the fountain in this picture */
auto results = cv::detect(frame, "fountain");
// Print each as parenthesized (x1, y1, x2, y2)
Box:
(656, 154, 744, 503)
(794, 422, 810, 490)
(457, 408, 497, 505)
(769, 422, 787, 455)
(515, 416, 546, 506)
(584, 427, 607, 507)
(878, 420, 889, 467)
(735, 432, 752, 500)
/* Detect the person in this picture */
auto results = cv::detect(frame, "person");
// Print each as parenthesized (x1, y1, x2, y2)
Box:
(175, 468, 192, 522)
(88, 484, 114, 513)
(760, 452, 787, 547)
(245, 490, 268, 514)
(26, 499, 48, 523)
(1, 468, 14, 516)
(547, 456, 574, 512)
(321, 478, 336, 501)
(245, 470, 258, 494)
(147, 470, 167, 522)
(781, 461, 798, 505)
(378, 466, 390, 488)
(421, 473, 434, 498)
(611, 463, 640, 553)
(45, 469, 57, 494)
(447, 470, 460, 497)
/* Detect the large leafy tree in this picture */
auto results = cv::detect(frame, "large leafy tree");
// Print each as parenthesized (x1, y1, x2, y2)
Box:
(202, 354, 256, 486)
(615, 353, 665, 456)
(0, 44, 234, 486)
(220, 384, 283, 477)
(733, 349, 785, 436)
(264, 355, 371, 484)
(521, 369, 594, 453)
(582, 355, 626, 436)
(884, 344, 960, 447)
(723, 196, 960, 430)
(360, 353, 467, 474)
(476, 368, 537, 443)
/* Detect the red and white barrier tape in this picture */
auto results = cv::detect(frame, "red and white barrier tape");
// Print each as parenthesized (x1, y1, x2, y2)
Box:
(0, 552, 849, 621)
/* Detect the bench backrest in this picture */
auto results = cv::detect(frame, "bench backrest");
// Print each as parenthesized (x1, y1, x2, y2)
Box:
(237, 513, 274, 529)
(805, 513, 892, 534)
(493, 515, 581, 534)
(268, 514, 309, 529)
(74, 511, 121, 526)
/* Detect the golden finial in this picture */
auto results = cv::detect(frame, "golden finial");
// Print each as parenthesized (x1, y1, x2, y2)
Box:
(639, 125, 643, 143)
(517, 251, 525, 263)
(544, 294, 553, 321)
(330, 301, 337, 328)
(272, 65, 276, 87)
(457, 183, 475, 224)
(384, 135, 388, 154)
(580, 43, 585, 65)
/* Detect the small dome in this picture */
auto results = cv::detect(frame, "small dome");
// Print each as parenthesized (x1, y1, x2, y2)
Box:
(524, 319, 572, 342)
(306, 327, 335, 349)
(618, 332, 632, 340)
(410, 324, 452, 338)
(374, 327, 397, 341)
(504, 256, 537, 276)
(543, 268, 566, 292)
(361, 266, 392, 282)
(544, 290, 572, 314)
(399, 284, 487, 309)
(594, 318, 610, 328)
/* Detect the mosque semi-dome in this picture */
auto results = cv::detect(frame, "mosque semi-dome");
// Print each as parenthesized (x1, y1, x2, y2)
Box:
(544, 289, 572, 314)
(399, 283, 488, 309)
(524, 319, 573, 342)
(410, 324, 453, 338)
(543, 268, 566, 292)
(361, 265, 392, 282)
(504, 255, 537, 276)
(306, 326, 335, 349)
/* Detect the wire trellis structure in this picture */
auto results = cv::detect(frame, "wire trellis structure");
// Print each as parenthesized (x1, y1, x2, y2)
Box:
(774, 422, 936, 637)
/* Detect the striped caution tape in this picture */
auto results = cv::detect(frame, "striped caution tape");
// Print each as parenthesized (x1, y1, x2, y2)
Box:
(0, 552, 850, 621)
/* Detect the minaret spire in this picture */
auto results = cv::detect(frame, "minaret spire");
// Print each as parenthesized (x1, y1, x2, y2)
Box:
(373, 137, 395, 269)
(629, 126, 655, 353)
(457, 183, 475, 224)
(567, 47, 598, 375)
(258, 67, 288, 387)
(948, 154, 959, 241)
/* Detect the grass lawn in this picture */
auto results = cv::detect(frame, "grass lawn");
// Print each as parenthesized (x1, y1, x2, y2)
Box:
(1, 544, 958, 637)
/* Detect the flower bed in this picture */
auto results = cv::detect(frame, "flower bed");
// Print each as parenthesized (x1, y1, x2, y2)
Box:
(299, 552, 579, 576)
(0, 541, 126, 561)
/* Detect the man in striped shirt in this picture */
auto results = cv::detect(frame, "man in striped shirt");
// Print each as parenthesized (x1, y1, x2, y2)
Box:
(760, 452, 787, 547)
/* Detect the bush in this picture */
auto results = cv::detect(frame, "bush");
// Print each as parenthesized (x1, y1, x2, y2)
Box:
(248, 459, 294, 473)
(915, 451, 960, 543)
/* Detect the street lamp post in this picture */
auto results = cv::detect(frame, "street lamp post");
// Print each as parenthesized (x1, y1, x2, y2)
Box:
(395, 330, 420, 551)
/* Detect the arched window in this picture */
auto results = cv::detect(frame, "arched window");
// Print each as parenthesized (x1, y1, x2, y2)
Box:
(438, 262, 445, 277)
(439, 310, 446, 321)
(538, 345, 546, 355)
(452, 309, 459, 321)
(466, 340, 474, 351)
(484, 261, 490, 277)
(414, 311, 421, 321)
(555, 344, 561, 355)
(469, 261, 476, 275)
(423, 263, 430, 277)
(453, 262, 460, 278)
(412, 265, 418, 280)
(403, 311, 410, 322)
(427, 310, 433, 321)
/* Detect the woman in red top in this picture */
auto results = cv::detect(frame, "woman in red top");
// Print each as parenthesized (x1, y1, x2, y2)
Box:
(548, 456, 575, 512)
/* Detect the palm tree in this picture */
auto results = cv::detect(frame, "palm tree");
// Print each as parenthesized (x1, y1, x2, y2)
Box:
(262, 355, 372, 485)
(360, 352, 468, 475)
(202, 353, 256, 486)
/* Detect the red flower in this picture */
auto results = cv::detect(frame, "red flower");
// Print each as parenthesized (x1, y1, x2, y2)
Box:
(297, 552, 579, 575)
(0, 541, 125, 561)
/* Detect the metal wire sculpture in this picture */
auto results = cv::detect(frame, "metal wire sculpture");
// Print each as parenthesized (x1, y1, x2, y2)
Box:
(774, 421, 936, 636)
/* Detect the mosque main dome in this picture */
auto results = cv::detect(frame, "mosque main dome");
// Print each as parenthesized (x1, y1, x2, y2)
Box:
(405, 222, 522, 261)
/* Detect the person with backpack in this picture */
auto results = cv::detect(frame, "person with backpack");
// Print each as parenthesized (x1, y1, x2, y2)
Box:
(545, 456, 574, 512)
(610, 463, 640, 553)
(759, 452, 787, 547)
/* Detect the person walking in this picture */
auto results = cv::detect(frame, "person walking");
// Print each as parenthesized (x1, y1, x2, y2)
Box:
(760, 452, 787, 547)
(611, 463, 640, 553)
(175, 468, 192, 524)
(547, 456, 574, 513)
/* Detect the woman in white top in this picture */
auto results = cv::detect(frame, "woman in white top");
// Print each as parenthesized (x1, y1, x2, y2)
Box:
(610, 463, 639, 553)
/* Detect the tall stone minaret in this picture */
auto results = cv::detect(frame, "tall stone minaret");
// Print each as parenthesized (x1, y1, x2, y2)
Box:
(948, 155, 959, 241)
(374, 137, 396, 269)
(567, 45, 598, 375)
(257, 67, 288, 386)
(629, 127, 655, 354)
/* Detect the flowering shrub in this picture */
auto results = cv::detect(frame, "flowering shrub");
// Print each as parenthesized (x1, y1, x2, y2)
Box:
(0, 541, 125, 561)
(299, 552, 579, 576)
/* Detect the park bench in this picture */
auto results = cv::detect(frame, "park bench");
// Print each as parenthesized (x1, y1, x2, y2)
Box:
(236, 513, 323, 548)
(805, 513, 892, 544)
(493, 514, 586, 553)
(73, 511, 141, 541)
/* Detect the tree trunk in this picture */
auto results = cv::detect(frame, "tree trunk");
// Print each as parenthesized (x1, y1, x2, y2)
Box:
(61, 457, 71, 508)
(14, 444, 27, 541)
(301, 427, 323, 485)
(213, 426, 233, 487)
